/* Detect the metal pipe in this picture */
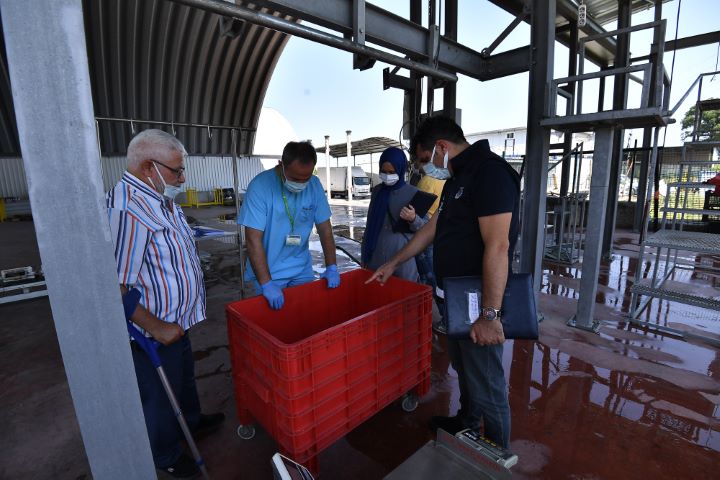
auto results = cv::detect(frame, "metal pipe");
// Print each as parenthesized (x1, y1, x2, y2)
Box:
(579, 20, 663, 45)
(547, 142, 583, 172)
(559, 21, 578, 197)
(553, 63, 651, 85)
(482, 15, 525, 58)
(96, 115, 254, 132)
(168, 0, 458, 82)
(231, 129, 245, 298)
(628, 138, 638, 202)
(669, 70, 720, 115)
(325, 135, 331, 202)
(346, 130, 353, 202)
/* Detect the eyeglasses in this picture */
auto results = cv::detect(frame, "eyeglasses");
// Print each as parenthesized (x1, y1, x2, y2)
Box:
(152, 159, 185, 179)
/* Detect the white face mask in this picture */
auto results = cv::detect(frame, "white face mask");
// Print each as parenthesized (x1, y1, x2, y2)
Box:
(149, 163, 183, 201)
(431, 144, 450, 169)
(379, 173, 399, 186)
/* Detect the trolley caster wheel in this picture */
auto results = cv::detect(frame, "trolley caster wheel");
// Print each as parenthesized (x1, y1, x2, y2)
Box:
(401, 394, 419, 412)
(237, 424, 256, 440)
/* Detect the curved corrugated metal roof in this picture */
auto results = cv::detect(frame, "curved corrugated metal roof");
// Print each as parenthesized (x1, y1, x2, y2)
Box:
(0, 0, 292, 156)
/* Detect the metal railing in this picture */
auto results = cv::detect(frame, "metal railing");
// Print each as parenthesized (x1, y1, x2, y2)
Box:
(548, 20, 668, 119)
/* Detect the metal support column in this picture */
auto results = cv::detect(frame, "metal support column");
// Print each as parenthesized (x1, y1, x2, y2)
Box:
(324, 135, 331, 202)
(602, 0, 632, 258)
(569, 127, 616, 332)
(426, 0, 437, 115)
(559, 22, 578, 197)
(346, 130, 353, 201)
(443, 0, 458, 120)
(520, 0, 555, 292)
(633, 0, 663, 231)
(0, 1, 156, 478)
(232, 129, 246, 298)
(404, 0, 423, 141)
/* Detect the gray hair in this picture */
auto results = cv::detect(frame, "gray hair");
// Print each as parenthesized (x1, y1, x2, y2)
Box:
(127, 129, 187, 169)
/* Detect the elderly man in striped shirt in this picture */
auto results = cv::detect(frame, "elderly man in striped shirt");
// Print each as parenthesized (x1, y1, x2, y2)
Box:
(107, 129, 223, 479)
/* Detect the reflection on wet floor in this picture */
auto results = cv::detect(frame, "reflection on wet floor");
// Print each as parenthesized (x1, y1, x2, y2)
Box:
(201, 204, 719, 477)
(542, 232, 720, 339)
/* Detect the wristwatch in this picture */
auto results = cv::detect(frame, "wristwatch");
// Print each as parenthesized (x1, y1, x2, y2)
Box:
(480, 307, 502, 321)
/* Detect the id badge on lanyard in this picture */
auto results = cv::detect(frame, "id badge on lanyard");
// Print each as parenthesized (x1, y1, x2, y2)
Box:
(279, 170, 302, 247)
(285, 234, 301, 246)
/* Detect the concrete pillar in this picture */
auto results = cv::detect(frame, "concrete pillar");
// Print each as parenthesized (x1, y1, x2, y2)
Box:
(0, 1, 156, 477)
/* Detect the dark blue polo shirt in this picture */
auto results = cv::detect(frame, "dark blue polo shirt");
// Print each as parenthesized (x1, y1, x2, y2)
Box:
(433, 140, 521, 289)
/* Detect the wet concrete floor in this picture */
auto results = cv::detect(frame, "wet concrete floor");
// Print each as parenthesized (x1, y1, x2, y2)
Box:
(1, 204, 718, 479)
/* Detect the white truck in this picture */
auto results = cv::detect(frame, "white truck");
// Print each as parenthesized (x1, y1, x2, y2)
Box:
(316, 166, 371, 198)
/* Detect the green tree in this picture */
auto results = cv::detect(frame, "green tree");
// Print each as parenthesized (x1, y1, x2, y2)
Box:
(681, 99, 720, 141)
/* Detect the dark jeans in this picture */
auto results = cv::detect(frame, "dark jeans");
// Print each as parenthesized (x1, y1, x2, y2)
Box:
(446, 337, 511, 448)
(131, 334, 201, 468)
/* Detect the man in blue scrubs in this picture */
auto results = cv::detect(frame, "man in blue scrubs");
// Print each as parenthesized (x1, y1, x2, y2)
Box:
(238, 141, 341, 309)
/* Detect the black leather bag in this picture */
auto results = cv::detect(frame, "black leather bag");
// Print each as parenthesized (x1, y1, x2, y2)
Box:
(443, 273, 538, 340)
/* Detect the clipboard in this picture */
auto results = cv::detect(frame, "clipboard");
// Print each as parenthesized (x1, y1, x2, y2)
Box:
(409, 190, 437, 219)
(443, 273, 538, 340)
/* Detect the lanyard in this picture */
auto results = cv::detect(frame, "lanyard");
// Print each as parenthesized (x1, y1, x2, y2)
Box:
(277, 169, 296, 232)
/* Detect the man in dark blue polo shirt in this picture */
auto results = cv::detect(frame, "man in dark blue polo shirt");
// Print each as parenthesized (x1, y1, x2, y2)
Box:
(366, 116, 520, 448)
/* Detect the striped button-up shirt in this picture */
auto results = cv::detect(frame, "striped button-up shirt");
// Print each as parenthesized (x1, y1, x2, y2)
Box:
(107, 172, 206, 331)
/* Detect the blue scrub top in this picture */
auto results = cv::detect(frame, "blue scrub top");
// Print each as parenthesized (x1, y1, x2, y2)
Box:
(238, 167, 332, 283)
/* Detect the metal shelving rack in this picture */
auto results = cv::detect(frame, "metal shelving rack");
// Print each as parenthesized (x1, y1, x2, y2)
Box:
(630, 140, 720, 346)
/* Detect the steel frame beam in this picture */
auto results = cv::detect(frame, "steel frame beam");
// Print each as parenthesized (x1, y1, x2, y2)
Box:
(251, 0, 530, 81)
(170, 0, 458, 82)
(489, 0, 619, 67)
(632, 31, 720, 63)
(481, 9, 528, 58)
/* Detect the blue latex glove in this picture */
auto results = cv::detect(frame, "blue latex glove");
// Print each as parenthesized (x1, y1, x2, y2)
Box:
(321, 264, 341, 288)
(261, 280, 284, 310)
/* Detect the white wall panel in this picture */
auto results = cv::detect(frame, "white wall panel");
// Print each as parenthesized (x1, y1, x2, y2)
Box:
(1, 155, 266, 199)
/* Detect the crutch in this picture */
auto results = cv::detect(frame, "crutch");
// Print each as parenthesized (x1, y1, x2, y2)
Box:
(123, 288, 211, 480)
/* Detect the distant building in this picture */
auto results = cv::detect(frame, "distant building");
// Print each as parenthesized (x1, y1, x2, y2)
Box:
(466, 126, 594, 159)
(465, 127, 595, 194)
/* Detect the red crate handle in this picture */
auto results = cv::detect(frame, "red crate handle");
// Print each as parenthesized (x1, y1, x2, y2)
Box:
(241, 371, 270, 403)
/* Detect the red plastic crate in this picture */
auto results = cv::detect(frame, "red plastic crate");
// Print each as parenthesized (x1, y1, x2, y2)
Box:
(226, 268, 432, 468)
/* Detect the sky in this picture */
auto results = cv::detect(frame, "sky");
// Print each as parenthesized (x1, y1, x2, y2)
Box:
(258, 0, 720, 161)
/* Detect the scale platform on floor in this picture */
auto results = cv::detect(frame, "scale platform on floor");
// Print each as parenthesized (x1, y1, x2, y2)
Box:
(384, 429, 517, 480)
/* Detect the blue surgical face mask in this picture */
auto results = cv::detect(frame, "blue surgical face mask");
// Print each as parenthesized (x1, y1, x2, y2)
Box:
(282, 164, 308, 193)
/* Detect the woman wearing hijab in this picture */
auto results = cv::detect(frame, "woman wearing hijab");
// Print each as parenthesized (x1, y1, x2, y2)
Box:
(361, 147, 428, 281)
